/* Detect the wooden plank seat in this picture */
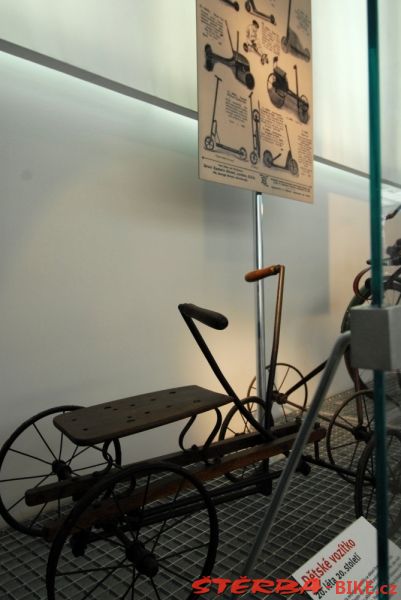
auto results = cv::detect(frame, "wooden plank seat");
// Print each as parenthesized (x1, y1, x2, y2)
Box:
(53, 385, 233, 445)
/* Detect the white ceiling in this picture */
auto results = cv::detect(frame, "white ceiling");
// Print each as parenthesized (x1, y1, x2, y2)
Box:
(0, 0, 399, 184)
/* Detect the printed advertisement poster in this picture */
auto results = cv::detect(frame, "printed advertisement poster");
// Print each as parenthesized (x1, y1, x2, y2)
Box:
(196, 0, 313, 203)
(292, 517, 401, 599)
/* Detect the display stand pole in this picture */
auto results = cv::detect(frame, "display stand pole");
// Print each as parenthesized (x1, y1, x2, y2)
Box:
(252, 192, 267, 407)
(239, 332, 350, 580)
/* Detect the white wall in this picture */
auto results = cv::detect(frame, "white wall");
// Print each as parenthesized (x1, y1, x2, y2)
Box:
(1, 0, 400, 184)
(0, 49, 371, 475)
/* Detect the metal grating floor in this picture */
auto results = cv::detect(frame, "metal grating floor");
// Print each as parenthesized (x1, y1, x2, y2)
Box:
(0, 388, 400, 599)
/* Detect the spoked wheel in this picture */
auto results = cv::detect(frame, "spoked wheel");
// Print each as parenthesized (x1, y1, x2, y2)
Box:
(326, 391, 376, 483)
(247, 363, 308, 423)
(219, 398, 266, 482)
(0, 406, 121, 537)
(355, 429, 401, 536)
(267, 73, 285, 108)
(341, 278, 401, 400)
(250, 150, 259, 165)
(204, 135, 214, 151)
(46, 462, 218, 600)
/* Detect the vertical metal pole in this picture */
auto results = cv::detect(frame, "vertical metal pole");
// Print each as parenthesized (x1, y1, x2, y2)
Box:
(253, 192, 267, 404)
(366, 0, 388, 594)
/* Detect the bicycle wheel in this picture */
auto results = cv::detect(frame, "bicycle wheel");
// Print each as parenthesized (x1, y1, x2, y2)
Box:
(0, 406, 121, 537)
(341, 277, 401, 399)
(326, 391, 375, 482)
(218, 397, 266, 482)
(354, 429, 401, 536)
(46, 462, 218, 600)
(247, 363, 308, 422)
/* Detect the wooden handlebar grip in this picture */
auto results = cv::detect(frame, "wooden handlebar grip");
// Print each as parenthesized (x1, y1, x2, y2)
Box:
(244, 264, 282, 282)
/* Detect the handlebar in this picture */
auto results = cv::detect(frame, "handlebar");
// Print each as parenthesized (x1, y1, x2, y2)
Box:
(178, 303, 228, 330)
(245, 265, 282, 282)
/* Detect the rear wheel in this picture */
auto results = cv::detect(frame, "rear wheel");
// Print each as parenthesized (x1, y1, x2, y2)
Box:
(263, 150, 273, 168)
(0, 406, 121, 537)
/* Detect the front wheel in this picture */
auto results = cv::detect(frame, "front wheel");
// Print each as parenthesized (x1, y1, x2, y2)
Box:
(267, 73, 285, 108)
(247, 363, 308, 422)
(298, 95, 309, 124)
(46, 462, 218, 599)
(204, 135, 215, 151)
(288, 158, 298, 176)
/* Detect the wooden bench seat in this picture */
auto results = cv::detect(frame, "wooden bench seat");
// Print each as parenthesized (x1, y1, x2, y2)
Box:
(53, 385, 233, 445)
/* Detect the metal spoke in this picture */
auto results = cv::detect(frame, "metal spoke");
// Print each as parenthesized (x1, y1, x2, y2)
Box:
(9, 448, 52, 466)
(331, 440, 359, 451)
(348, 439, 360, 470)
(6, 472, 52, 512)
(0, 473, 49, 483)
(66, 444, 80, 466)
(79, 559, 128, 599)
(151, 578, 163, 600)
(33, 423, 57, 460)
(278, 366, 290, 392)
(160, 541, 208, 562)
(151, 477, 185, 553)
(28, 501, 48, 530)
(158, 561, 193, 583)
(58, 433, 64, 462)
(56, 562, 131, 577)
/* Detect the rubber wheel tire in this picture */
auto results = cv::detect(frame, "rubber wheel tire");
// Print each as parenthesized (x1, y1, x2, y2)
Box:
(0, 406, 122, 537)
(204, 135, 214, 151)
(245, 72, 255, 90)
(263, 150, 273, 168)
(289, 158, 298, 176)
(250, 151, 259, 165)
(298, 95, 309, 124)
(46, 462, 218, 600)
(267, 73, 285, 108)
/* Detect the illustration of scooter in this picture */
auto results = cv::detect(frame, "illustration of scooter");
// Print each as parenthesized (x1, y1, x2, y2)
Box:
(262, 124, 298, 175)
(204, 75, 247, 161)
(205, 21, 255, 90)
(243, 20, 269, 65)
(219, 0, 240, 10)
(245, 0, 275, 25)
(267, 57, 309, 123)
(249, 92, 261, 165)
(281, 0, 310, 62)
